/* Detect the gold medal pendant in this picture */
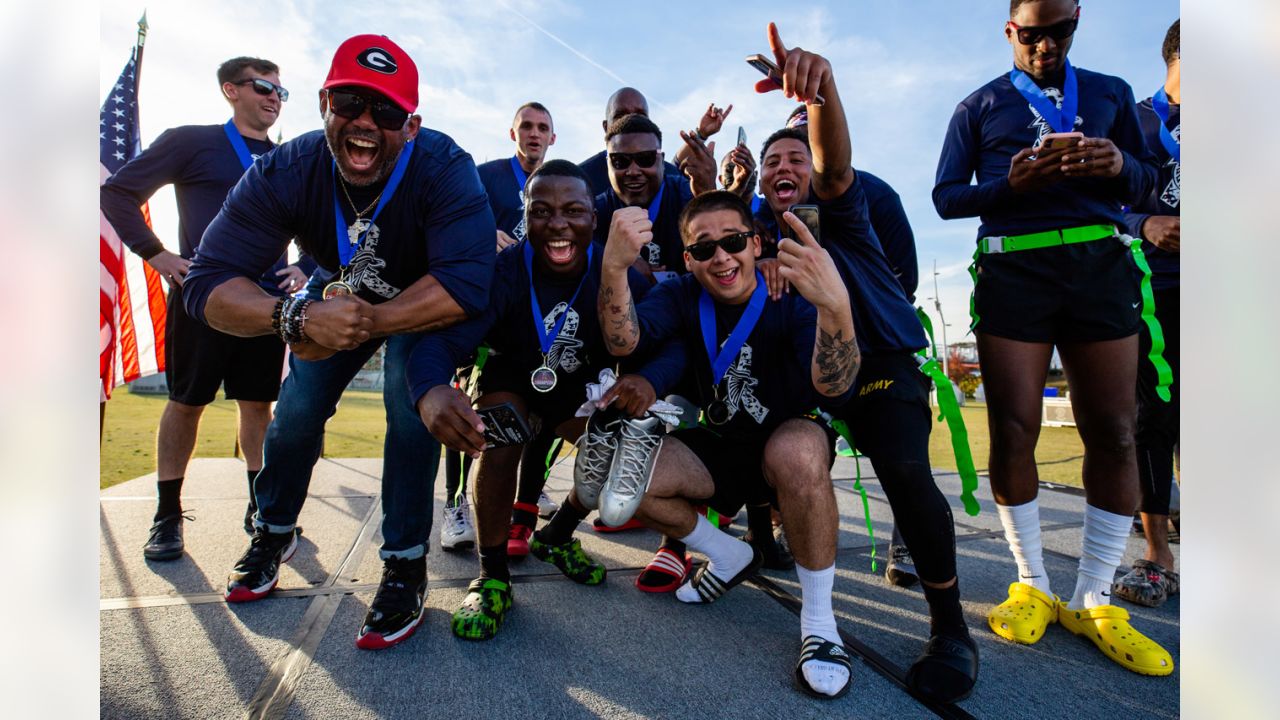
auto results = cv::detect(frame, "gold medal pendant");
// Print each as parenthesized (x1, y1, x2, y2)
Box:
(322, 280, 355, 300)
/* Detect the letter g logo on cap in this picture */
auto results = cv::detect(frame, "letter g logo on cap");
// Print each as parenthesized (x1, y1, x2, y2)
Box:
(356, 48, 398, 74)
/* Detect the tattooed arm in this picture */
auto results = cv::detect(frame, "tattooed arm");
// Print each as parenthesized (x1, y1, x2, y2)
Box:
(774, 210, 858, 396)
(599, 206, 654, 356)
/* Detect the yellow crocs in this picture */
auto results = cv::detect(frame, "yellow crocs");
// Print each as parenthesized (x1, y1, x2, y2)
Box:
(987, 582, 1058, 644)
(1058, 602, 1175, 676)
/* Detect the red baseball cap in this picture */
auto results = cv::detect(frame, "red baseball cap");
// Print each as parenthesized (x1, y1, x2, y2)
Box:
(323, 34, 419, 113)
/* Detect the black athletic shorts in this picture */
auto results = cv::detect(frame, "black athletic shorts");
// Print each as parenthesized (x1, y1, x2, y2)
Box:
(671, 418, 836, 516)
(829, 351, 932, 467)
(475, 353, 585, 433)
(972, 237, 1144, 343)
(164, 290, 286, 406)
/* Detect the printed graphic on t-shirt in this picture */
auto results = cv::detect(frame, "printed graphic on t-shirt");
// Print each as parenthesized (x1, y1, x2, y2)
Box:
(642, 241, 662, 267)
(543, 302, 584, 373)
(1027, 86, 1084, 147)
(719, 342, 769, 424)
(345, 219, 400, 299)
(1161, 126, 1180, 209)
(513, 189, 528, 242)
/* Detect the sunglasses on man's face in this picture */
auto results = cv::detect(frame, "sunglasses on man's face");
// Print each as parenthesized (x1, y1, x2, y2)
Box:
(232, 77, 289, 102)
(685, 231, 752, 262)
(326, 90, 409, 131)
(1008, 8, 1080, 45)
(608, 150, 660, 171)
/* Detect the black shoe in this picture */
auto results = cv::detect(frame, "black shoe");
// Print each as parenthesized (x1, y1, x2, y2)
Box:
(224, 527, 298, 602)
(743, 528, 795, 571)
(144, 512, 192, 562)
(906, 633, 979, 704)
(356, 556, 428, 650)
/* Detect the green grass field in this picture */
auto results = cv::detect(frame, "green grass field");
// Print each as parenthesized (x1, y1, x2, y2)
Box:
(101, 388, 1087, 491)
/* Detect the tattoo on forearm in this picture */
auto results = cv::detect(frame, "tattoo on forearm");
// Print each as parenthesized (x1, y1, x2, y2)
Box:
(815, 327, 860, 395)
(599, 284, 638, 351)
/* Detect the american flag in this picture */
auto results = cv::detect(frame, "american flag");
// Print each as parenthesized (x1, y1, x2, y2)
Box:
(100, 40, 167, 401)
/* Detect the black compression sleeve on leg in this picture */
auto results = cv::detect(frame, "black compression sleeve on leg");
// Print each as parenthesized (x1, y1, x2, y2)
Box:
(516, 427, 563, 506)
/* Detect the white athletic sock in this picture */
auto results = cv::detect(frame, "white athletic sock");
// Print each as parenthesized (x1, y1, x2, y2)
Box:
(674, 516, 753, 603)
(996, 500, 1051, 596)
(1069, 504, 1131, 610)
(796, 564, 849, 697)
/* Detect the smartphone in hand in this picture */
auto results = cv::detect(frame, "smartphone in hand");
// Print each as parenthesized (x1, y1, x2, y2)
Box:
(737, 126, 747, 148)
(788, 204, 821, 245)
(1035, 131, 1084, 152)
(474, 402, 533, 450)
(746, 54, 826, 106)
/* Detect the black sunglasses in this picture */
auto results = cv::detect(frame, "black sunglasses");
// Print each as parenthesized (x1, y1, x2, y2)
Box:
(608, 150, 660, 171)
(232, 78, 289, 102)
(685, 231, 752, 262)
(1008, 9, 1080, 45)
(326, 89, 410, 131)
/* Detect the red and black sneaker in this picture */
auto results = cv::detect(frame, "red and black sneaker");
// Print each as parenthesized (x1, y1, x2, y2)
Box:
(355, 556, 428, 650)
(507, 523, 533, 559)
(635, 547, 693, 593)
(224, 528, 298, 602)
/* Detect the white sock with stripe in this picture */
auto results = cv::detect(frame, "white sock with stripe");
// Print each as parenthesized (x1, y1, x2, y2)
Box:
(1069, 504, 1131, 610)
(674, 515, 752, 603)
(996, 500, 1052, 595)
(797, 564, 848, 696)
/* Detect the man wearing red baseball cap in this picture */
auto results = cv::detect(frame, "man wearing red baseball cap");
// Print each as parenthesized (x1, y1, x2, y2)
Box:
(183, 34, 497, 651)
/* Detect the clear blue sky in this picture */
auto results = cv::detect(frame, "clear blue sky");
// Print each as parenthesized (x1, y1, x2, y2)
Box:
(101, 0, 1178, 341)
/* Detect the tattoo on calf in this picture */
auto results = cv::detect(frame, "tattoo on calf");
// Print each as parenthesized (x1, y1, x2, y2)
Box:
(816, 328, 860, 394)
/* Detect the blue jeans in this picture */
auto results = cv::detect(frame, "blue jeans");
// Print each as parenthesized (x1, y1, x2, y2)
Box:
(253, 332, 439, 560)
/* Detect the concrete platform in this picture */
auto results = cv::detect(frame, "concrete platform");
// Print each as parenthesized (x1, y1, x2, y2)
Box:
(101, 456, 1179, 718)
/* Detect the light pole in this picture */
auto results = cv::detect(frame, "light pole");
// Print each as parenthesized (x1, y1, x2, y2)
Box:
(933, 259, 950, 378)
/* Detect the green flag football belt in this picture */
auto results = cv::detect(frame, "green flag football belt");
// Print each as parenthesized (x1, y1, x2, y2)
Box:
(914, 307, 981, 518)
(967, 224, 1173, 403)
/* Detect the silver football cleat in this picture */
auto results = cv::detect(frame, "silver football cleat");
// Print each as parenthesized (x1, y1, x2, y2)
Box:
(597, 414, 664, 528)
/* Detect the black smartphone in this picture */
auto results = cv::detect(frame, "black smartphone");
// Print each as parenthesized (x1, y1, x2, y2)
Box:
(788, 204, 821, 245)
(745, 54, 826, 106)
(475, 402, 533, 449)
(737, 126, 747, 148)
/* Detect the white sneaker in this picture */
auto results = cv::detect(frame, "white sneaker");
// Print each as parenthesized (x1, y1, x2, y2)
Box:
(597, 414, 664, 528)
(574, 408, 624, 510)
(440, 499, 476, 551)
(536, 492, 560, 519)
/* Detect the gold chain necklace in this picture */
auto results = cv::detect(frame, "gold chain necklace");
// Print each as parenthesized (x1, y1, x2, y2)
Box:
(339, 178, 384, 218)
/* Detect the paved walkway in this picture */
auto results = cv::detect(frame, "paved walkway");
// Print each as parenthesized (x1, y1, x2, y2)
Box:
(100, 456, 1179, 719)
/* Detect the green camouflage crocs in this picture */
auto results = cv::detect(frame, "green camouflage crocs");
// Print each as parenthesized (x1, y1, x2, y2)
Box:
(529, 534, 607, 585)
(451, 578, 513, 641)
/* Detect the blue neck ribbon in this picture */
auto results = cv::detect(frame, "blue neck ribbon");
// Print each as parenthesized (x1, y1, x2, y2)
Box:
(524, 241, 594, 356)
(698, 272, 767, 385)
(1010, 58, 1078, 134)
(510, 155, 530, 191)
(1152, 88, 1180, 164)
(646, 181, 666, 223)
(330, 146, 412, 268)
(222, 119, 257, 171)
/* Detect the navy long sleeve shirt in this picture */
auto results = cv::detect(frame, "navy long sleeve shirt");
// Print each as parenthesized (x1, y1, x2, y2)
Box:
(933, 66, 1159, 239)
(1123, 96, 1180, 290)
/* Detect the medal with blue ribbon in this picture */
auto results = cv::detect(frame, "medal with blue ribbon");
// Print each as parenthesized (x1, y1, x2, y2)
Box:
(326, 146, 412, 299)
(1010, 58, 1078, 134)
(698, 273, 766, 424)
(1152, 87, 1180, 164)
(525, 241, 594, 392)
(640, 182, 666, 267)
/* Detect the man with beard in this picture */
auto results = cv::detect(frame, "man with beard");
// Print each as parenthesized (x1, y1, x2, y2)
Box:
(182, 35, 495, 651)
(598, 190, 858, 699)
(101, 56, 313, 560)
(754, 22, 979, 702)
(410, 160, 684, 640)
(932, 0, 1171, 675)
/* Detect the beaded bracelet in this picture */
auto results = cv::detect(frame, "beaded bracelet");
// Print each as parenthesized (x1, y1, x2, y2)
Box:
(270, 297, 286, 339)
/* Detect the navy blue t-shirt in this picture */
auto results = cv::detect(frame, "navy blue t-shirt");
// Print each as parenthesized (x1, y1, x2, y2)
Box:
(1123, 97, 1179, 290)
(407, 244, 684, 403)
(754, 177, 927, 354)
(579, 150, 685, 199)
(476, 156, 528, 241)
(860, 171, 919, 300)
(594, 174, 695, 275)
(100, 123, 310, 295)
(932, 66, 1159, 239)
(632, 273, 849, 440)
(184, 129, 495, 323)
